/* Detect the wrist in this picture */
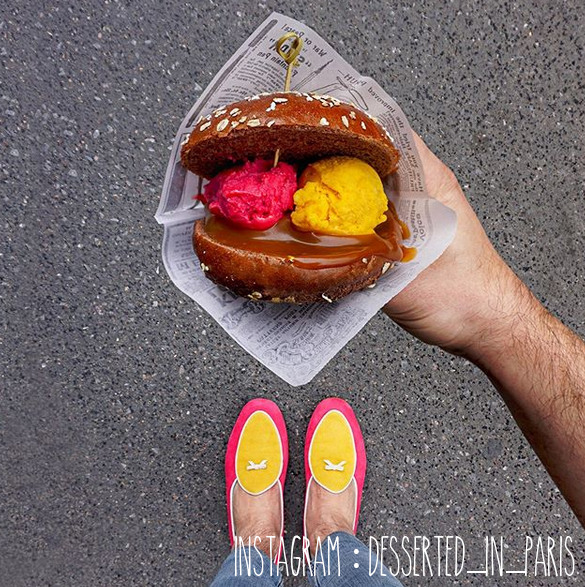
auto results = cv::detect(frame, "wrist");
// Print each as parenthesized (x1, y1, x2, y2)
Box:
(459, 267, 545, 369)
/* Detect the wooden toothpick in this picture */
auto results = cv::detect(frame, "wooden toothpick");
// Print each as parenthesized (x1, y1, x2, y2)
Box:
(273, 32, 303, 167)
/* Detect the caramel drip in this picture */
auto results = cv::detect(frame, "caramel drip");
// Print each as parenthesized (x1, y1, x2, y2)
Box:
(204, 203, 415, 270)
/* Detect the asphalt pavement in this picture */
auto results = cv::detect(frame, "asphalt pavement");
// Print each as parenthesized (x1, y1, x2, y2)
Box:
(1, 0, 584, 585)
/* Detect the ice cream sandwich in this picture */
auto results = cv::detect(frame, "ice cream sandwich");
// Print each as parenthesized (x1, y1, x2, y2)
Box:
(181, 91, 414, 304)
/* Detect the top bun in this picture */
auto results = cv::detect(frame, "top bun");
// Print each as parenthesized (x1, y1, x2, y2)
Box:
(181, 92, 400, 179)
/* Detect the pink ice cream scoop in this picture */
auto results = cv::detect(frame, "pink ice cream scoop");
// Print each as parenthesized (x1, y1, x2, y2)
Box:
(200, 159, 297, 230)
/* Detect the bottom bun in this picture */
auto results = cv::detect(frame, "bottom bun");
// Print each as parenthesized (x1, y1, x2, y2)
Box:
(193, 219, 395, 304)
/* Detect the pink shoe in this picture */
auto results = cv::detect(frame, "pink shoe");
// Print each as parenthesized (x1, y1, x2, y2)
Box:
(225, 399, 288, 563)
(303, 398, 367, 552)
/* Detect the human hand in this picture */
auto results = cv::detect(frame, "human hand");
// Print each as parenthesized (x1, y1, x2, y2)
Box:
(386, 136, 585, 528)
(384, 134, 535, 360)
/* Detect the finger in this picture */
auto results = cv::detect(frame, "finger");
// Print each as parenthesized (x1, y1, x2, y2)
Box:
(410, 131, 456, 198)
(410, 131, 469, 210)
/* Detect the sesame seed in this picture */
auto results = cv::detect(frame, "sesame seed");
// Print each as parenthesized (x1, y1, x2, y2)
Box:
(306, 95, 314, 101)
(319, 117, 329, 126)
(266, 102, 276, 112)
(366, 283, 376, 289)
(230, 121, 239, 128)
(273, 97, 288, 103)
(214, 109, 227, 117)
(239, 116, 247, 123)
(349, 111, 357, 119)
(341, 115, 349, 128)
(199, 121, 211, 131)
(382, 262, 392, 274)
(216, 119, 229, 132)
(361, 121, 367, 130)
(200, 262, 209, 272)
(247, 118, 261, 127)
(362, 257, 368, 264)
(230, 107, 241, 116)
(267, 120, 276, 127)
(321, 294, 333, 303)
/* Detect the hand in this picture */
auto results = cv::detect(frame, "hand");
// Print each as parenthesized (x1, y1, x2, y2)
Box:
(385, 135, 585, 527)
(384, 134, 534, 359)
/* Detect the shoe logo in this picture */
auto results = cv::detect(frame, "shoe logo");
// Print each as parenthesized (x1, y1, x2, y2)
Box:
(246, 459, 268, 471)
(324, 459, 345, 471)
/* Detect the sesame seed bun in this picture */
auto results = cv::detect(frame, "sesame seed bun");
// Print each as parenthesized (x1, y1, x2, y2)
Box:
(194, 219, 396, 304)
(180, 92, 400, 179)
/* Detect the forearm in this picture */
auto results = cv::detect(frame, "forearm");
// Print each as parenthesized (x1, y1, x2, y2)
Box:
(467, 280, 585, 525)
(383, 134, 585, 523)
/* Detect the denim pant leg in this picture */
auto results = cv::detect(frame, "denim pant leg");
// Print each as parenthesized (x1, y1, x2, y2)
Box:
(308, 531, 404, 587)
(210, 547, 282, 587)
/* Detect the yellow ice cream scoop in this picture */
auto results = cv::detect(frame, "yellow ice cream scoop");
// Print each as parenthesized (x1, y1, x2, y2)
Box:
(291, 156, 388, 235)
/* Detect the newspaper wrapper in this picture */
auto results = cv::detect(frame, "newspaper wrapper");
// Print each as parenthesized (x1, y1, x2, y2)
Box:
(156, 13, 457, 386)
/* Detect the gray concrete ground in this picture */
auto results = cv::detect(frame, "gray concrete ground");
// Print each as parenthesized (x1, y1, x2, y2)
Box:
(1, 0, 584, 585)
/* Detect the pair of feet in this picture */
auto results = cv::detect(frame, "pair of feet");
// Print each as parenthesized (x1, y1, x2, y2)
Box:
(233, 473, 356, 557)
(226, 398, 366, 560)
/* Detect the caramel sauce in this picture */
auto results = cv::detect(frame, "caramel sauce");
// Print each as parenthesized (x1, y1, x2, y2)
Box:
(204, 202, 415, 270)
(401, 245, 417, 263)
